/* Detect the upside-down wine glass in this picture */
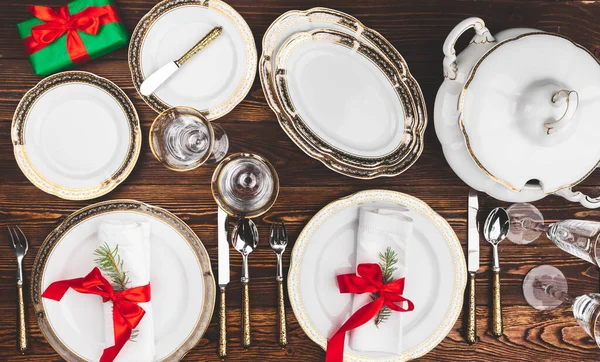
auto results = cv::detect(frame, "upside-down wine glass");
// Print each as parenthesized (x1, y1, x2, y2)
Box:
(211, 152, 279, 218)
(150, 106, 229, 171)
(506, 203, 600, 267)
(523, 265, 600, 348)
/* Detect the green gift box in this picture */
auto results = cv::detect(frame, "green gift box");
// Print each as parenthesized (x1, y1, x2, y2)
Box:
(17, 0, 128, 76)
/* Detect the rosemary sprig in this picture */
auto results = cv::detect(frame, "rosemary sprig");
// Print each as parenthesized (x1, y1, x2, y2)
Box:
(94, 243, 130, 291)
(93, 242, 138, 340)
(372, 247, 399, 327)
(379, 247, 399, 284)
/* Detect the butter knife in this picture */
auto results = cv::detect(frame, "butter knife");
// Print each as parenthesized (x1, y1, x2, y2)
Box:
(218, 208, 230, 359)
(140, 26, 223, 96)
(466, 188, 479, 344)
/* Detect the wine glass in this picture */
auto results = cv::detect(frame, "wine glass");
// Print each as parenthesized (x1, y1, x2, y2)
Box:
(523, 265, 600, 347)
(150, 106, 229, 171)
(211, 153, 279, 218)
(506, 203, 600, 267)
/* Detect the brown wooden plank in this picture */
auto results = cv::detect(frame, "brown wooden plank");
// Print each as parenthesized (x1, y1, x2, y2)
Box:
(2, 0, 600, 60)
(0, 305, 597, 361)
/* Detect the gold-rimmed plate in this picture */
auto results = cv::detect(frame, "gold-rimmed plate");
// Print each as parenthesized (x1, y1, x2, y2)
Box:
(273, 29, 423, 178)
(260, 8, 426, 179)
(288, 190, 466, 361)
(31, 200, 216, 361)
(129, 0, 257, 119)
(11, 71, 141, 200)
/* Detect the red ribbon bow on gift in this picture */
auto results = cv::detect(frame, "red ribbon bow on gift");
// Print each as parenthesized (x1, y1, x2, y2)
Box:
(326, 263, 415, 362)
(23, 4, 119, 64)
(42, 267, 151, 362)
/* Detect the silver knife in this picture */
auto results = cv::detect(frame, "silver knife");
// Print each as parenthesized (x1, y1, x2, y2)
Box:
(466, 188, 479, 344)
(140, 26, 223, 96)
(218, 208, 230, 358)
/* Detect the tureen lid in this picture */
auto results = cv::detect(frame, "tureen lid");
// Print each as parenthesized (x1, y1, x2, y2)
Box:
(460, 32, 600, 193)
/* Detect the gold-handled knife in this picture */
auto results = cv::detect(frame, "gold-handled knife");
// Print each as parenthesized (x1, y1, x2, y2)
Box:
(466, 189, 479, 344)
(217, 208, 230, 358)
(140, 26, 223, 96)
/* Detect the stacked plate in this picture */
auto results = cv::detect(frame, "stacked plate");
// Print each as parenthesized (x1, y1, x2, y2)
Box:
(259, 8, 427, 179)
(32, 200, 215, 361)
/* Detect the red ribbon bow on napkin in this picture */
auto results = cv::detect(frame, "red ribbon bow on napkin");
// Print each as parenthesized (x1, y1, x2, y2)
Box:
(326, 263, 415, 362)
(42, 267, 151, 362)
(23, 4, 120, 63)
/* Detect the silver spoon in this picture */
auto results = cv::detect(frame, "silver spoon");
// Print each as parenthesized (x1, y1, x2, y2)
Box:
(231, 218, 259, 349)
(483, 207, 510, 338)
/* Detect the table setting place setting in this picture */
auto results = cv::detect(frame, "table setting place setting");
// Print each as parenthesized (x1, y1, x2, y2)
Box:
(6, 0, 600, 360)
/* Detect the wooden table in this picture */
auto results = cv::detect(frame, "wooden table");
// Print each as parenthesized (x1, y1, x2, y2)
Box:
(2, 0, 600, 360)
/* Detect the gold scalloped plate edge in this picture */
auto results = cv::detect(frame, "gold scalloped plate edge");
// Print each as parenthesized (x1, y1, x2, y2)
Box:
(30, 199, 216, 362)
(273, 29, 423, 178)
(259, 8, 426, 179)
(288, 190, 466, 361)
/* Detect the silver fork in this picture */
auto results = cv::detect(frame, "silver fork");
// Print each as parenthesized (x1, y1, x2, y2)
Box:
(269, 222, 288, 347)
(8, 226, 29, 354)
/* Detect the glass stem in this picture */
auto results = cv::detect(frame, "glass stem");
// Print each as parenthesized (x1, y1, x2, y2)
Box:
(208, 123, 229, 164)
(532, 279, 574, 305)
(522, 218, 550, 233)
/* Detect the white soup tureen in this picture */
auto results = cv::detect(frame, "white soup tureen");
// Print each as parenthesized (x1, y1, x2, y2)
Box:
(434, 17, 600, 208)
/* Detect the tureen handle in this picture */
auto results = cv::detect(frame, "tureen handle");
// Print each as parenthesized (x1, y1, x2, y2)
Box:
(554, 188, 600, 209)
(443, 17, 495, 80)
(544, 90, 579, 135)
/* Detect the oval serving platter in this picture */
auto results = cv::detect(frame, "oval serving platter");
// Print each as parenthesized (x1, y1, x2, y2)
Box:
(260, 8, 426, 179)
(273, 29, 424, 178)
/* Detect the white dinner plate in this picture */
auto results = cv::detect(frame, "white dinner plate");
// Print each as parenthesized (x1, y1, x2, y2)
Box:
(12, 71, 141, 200)
(260, 8, 426, 179)
(129, 0, 257, 119)
(31, 200, 216, 362)
(288, 190, 466, 361)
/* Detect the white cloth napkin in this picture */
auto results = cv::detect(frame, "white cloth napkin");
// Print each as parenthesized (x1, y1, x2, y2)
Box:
(348, 207, 413, 354)
(98, 221, 155, 362)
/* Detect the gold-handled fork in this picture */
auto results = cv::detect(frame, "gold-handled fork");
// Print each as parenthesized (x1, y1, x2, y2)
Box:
(269, 222, 288, 347)
(7, 226, 29, 354)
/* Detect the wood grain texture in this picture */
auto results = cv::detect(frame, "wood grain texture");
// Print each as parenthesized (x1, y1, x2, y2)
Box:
(1, 0, 600, 361)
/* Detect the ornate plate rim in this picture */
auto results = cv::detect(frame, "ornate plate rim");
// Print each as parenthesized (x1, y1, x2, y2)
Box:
(11, 71, 141, 201)
(128, 0, 257, 119)
(259, 8, 426, 179)
(288, 189, 466, 361)
(274, 29, 421, 174)
(31, 199, 216, 362)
